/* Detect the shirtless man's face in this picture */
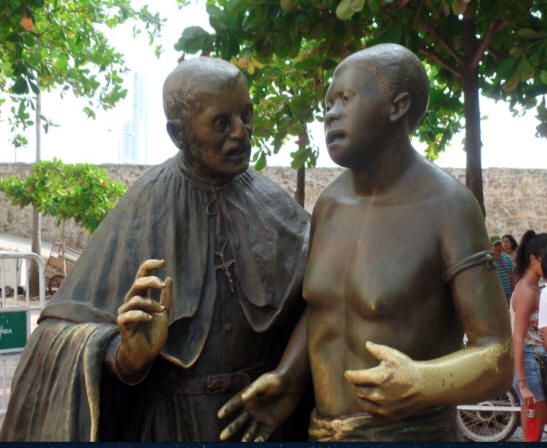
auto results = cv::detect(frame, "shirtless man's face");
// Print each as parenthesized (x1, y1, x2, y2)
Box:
(324, 65, 391, 168)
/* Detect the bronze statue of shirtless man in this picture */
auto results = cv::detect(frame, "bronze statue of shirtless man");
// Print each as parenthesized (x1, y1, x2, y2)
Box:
(218, 43, 513, 442)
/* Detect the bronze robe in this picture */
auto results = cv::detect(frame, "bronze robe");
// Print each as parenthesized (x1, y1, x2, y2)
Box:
(0, 153, 310, 441)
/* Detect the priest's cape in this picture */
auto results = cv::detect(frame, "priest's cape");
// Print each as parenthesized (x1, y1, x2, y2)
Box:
(0, 154, 310, 441)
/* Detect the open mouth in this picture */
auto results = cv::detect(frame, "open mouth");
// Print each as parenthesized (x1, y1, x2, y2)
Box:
(326, 130, 346, 145)
(225, 144, 251, 159)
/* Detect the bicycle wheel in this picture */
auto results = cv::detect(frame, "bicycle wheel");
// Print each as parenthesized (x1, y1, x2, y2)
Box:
(457, 389, 519, 442)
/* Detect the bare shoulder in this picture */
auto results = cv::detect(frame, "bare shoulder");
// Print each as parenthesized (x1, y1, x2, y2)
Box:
(513, 282, 539, 313)
(312, 169, 352, 217)
(413, 159, 489, 262)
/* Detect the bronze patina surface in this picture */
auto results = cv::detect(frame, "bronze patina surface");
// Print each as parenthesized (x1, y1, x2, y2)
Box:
(0, 57, 310, 442)
(220, 43, 513, 442)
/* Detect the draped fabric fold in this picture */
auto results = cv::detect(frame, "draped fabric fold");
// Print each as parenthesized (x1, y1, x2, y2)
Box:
(0, 320, 118, 441)
(0, 153, 310, 441)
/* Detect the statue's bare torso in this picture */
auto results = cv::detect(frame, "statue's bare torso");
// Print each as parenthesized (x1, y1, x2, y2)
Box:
(304, 161, 469, 418)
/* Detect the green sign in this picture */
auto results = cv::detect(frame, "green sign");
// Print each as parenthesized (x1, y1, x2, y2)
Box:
(0, 311, 27, 351)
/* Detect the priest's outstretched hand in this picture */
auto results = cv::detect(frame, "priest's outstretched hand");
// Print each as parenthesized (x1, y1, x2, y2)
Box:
(115, 259, 173, 380)
(217, 371, 293, 442)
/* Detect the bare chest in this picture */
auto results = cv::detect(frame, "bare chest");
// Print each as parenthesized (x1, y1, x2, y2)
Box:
(303, 200, 444, 318)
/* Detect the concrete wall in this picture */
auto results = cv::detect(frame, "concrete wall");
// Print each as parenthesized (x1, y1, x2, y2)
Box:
(1, 162, 546, 249)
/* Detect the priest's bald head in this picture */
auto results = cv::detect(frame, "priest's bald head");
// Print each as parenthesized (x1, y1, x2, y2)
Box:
(163, 57, 254, 181)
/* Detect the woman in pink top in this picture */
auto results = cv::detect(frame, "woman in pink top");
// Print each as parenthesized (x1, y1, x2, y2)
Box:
(511, 230, 547, 441)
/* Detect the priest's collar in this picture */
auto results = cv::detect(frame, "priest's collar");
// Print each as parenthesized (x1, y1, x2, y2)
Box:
(176, 151, 238, 192)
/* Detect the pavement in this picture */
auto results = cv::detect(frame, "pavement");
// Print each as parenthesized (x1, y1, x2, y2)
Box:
(0, 232, 53, 258)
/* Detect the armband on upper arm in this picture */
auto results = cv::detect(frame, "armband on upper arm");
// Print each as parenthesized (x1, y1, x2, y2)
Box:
(443, 250, 496, 284)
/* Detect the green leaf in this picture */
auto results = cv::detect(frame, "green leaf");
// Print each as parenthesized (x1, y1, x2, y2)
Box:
(517, 56, 535, 81)
(207, 4, 228, 31)
(517, 28, 540, 39)
(254, 152, 267, 170)
(540, 70, 547, 85)
(350, 0, 365, 12)
(336, 0, 354, 20)
(496, 56, 517, 80)
(280, 0, 298, 11)
(12, 77, 29, 94)
(368, 0, 381, 13)
(176, 26, 213, 53)
(28, 79, 39, 94)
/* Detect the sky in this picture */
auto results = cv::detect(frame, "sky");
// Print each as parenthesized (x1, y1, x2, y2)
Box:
(1, 0, 545, 169)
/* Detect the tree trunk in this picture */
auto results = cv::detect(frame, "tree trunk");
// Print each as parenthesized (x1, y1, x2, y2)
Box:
(29, 90, 42, 296)
(295, 166, 305, 207)
(462, 9, 485, 217)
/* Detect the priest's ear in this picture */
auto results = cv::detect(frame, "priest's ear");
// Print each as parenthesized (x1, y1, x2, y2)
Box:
(166, 119, 186, 150)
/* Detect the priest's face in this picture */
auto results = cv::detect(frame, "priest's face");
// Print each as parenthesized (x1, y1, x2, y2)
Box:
(183, 75, 253, 180)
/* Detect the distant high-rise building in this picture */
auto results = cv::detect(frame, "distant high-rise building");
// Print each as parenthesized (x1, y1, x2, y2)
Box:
(119, 72, 149, 163)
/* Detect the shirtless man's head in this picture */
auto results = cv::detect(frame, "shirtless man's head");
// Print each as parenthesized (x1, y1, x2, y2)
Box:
(163, 57, 254, 180)
(334, 43, 429, 133)
(324, 43, 429, 184)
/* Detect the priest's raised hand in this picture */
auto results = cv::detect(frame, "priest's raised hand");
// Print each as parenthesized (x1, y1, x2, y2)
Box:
(114, 259, 173, 383)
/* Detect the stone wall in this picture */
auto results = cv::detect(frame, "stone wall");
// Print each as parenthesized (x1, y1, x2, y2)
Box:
(1, 162, 546, 249)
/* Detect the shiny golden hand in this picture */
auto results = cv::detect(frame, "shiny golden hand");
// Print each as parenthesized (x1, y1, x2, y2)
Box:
(344, 341, 428, 421)
(116, 259, 173, 378)
(217, 371, 295, 442)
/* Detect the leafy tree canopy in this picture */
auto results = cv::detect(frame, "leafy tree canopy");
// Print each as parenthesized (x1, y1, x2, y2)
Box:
(1, 0, 187, 147)
(177, 0, 546, 213)
(0, 158, 127, 233)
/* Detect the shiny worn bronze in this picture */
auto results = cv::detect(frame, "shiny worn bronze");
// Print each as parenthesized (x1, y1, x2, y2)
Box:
(220, 43, 514, 443)
(302, 43, 513, 441)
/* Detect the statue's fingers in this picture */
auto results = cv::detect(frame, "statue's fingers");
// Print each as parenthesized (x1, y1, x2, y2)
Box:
(217, 393, 244, 420)
(125, 276, 165, 301)
(355, 396, 382, 415)
(365, 341, 407, 364)
(160, 277, 173, 311)
(219, 411, 249, 441)
(118, 296, 164, 315)
(344, 367, 388, 387)
(254, 425, 274, 442)
(241, 420, 258, 442)
(117, 309, 152, 334)
(253, 425, 273, 442)
(352, 384, 383, 401)
(135, 259, 165, 279)
(241, 373, 282, 402)
(369, 396, 416, 421)
(117, 309, 152, 325)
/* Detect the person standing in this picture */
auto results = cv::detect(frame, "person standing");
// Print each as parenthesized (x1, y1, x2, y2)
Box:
(491, 235, 516, 302)
(511, 231, 547, 442)
(502, 234, 519, 263)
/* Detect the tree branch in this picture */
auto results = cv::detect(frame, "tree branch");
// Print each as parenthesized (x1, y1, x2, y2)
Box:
(419, 47, 462, 80)
(486, 47, 502, 63)
(418, 20, 463, 66)
(471, 20, 509, 69)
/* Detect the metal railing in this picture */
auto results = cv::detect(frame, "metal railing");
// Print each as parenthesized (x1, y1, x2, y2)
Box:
(0, 252, 45, 418)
